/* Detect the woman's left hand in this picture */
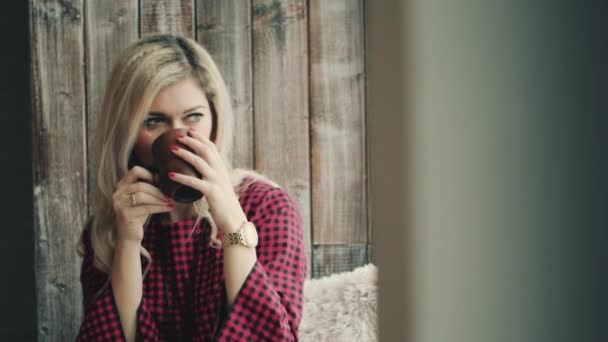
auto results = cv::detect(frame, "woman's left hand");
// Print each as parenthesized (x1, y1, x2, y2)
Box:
(168, 127, 247, 233)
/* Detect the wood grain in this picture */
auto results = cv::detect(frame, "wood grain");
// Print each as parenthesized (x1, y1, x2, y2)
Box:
(141, 0, 195, 38)
(30, 0, 87, 339)
(85, 0, 138, 216)
(196, 0, 254, 169)
(312, 244, 369, 279)
(310, 0, 367, 247)
(252, 0, 312, 278)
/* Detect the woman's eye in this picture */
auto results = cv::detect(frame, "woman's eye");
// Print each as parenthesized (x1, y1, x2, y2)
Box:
(187, 113, 204, 121)
(143, 118, 163, 127)
(143, 113, 203, 128)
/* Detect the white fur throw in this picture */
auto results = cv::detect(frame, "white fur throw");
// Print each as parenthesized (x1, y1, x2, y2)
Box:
(299, 263, 378, 342)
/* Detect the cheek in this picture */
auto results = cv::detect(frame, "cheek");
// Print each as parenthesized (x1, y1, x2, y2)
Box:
(133, 131, 156, 157)
(200, 115, 214, 140)
(135, 131, 151, 148)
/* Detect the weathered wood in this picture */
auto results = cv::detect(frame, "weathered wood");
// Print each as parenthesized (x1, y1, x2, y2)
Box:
(30, 0, 87, 340)
(310, 0, 367, 246)
(312, 244, 369, 279)
(141, 0, 195, 38)
(368, 243, 376, 265)
(85, 0, 138, 217)
(252, 0, 312, 278)
(196, 0, 254, 169)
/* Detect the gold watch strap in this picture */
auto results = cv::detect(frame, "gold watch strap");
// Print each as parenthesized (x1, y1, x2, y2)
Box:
(221, 221, 247, 248)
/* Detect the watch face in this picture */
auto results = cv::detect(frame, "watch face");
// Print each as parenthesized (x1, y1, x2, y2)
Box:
(243, 222, 258, 246)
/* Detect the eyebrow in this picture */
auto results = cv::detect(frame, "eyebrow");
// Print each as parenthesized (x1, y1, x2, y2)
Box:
(148, 105, 207, 117)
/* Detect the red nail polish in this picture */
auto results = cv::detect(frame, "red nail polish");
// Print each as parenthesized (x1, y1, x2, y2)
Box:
(168, 172, 176, 178)
(177, 133, 185, 138)
(171, 145, 179, 151)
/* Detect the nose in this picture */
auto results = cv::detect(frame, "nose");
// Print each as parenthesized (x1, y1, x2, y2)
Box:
(170, 119, 188, 131)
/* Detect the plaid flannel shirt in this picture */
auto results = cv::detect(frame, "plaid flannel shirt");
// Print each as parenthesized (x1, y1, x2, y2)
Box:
(76, 180, 306, 341)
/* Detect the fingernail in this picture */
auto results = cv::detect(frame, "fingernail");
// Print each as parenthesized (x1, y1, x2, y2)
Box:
(188, 127, 196, 132)
(171, 145, 179, 151)
(168, 172, 176, 178)
(176, 133, 185, 138)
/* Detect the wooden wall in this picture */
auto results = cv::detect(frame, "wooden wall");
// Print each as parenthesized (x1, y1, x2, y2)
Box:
(30, 0, 368, 339)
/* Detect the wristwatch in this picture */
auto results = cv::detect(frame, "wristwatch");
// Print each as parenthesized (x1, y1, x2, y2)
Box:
(221, 221, 258, 248)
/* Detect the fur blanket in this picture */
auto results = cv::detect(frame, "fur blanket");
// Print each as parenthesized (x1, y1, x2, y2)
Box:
(299, 263, 378, 342)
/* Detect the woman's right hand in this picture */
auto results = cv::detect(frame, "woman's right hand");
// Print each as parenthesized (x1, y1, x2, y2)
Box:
(112, 166, 175, 243)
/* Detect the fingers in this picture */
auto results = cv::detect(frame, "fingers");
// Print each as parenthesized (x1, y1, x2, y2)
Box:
(176, 131, 219, 168)
(122, 191, 172, 208)
(168, 172, 213, 197)
(131, 204, 175, 217)
(170, 143, 214, 179)
(122, 182, 170, 202)
(117, 165, 155, 189)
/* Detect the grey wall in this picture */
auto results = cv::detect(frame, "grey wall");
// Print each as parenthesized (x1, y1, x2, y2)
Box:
(370, 0, 606, 341)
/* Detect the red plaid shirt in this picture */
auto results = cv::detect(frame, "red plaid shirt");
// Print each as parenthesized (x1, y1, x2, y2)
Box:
(76, 180, 306, 341)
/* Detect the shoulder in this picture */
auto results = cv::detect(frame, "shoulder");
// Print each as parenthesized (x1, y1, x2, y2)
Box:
(238, 178, 302, 223)
(238, 177, 291, 204)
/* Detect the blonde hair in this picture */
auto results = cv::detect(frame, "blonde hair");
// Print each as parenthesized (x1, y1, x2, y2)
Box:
(76, 34, 279, 285)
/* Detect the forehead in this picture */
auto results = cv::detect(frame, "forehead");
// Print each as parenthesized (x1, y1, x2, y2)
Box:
(149, 78, 209, 114)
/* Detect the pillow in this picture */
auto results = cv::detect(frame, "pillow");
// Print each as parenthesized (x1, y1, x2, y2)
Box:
(299, 263, 378, 342)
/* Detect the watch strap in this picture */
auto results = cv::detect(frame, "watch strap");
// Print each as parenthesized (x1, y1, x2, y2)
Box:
(222, 221, 248, 248)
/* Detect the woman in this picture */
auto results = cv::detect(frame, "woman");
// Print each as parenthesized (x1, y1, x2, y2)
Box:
(75, 34, 306, 341)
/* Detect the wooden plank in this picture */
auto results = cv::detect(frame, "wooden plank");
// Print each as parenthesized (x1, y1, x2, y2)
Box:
(309, 0, 367, 246)
(85, 0, 138, 216)
(196, 0, 254, 168)
(368, 243, 376, 265)
(312, 244, 369, 279)
(363, 0, 373, 265)
(252, 0, 312, 278)
(30, 0, 87, 339)
(140, 0, 194, 38)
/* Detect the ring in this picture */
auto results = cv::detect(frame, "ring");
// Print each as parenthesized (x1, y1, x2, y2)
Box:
(129, 193, 137, 206)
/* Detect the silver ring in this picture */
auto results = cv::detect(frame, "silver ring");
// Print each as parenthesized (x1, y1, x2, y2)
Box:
(129, 193, 137, 206)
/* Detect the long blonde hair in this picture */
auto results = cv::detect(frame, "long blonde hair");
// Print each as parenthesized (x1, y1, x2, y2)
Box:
(76, 34, 278, 282)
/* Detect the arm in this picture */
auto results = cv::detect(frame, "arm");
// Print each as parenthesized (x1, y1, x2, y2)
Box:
(221, 208, 257, 307)
(214, 187, 307, 341)
(76, 228, 160, 341)
(112, 239, 143, 342)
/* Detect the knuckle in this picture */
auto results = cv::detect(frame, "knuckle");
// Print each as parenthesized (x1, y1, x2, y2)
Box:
(194, 159, 204, 170)
(133, 182, 144, 192)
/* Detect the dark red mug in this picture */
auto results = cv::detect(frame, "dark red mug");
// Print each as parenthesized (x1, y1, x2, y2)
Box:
(151, 128, 203, 203)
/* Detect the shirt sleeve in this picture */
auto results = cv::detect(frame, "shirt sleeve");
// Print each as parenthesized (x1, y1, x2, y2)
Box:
(214, 186, 307, 342)
(75, 227, 160, 342)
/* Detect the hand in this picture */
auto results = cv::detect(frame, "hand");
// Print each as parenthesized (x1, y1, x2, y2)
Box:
(112, 166, 177, 243)
(168, 128, 247, 233)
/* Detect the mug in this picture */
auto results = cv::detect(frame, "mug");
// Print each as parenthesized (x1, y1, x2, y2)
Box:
(151, 128, 203, 203)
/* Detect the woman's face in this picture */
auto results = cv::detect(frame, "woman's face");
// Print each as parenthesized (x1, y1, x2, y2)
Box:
(132, 77, 214, 169)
